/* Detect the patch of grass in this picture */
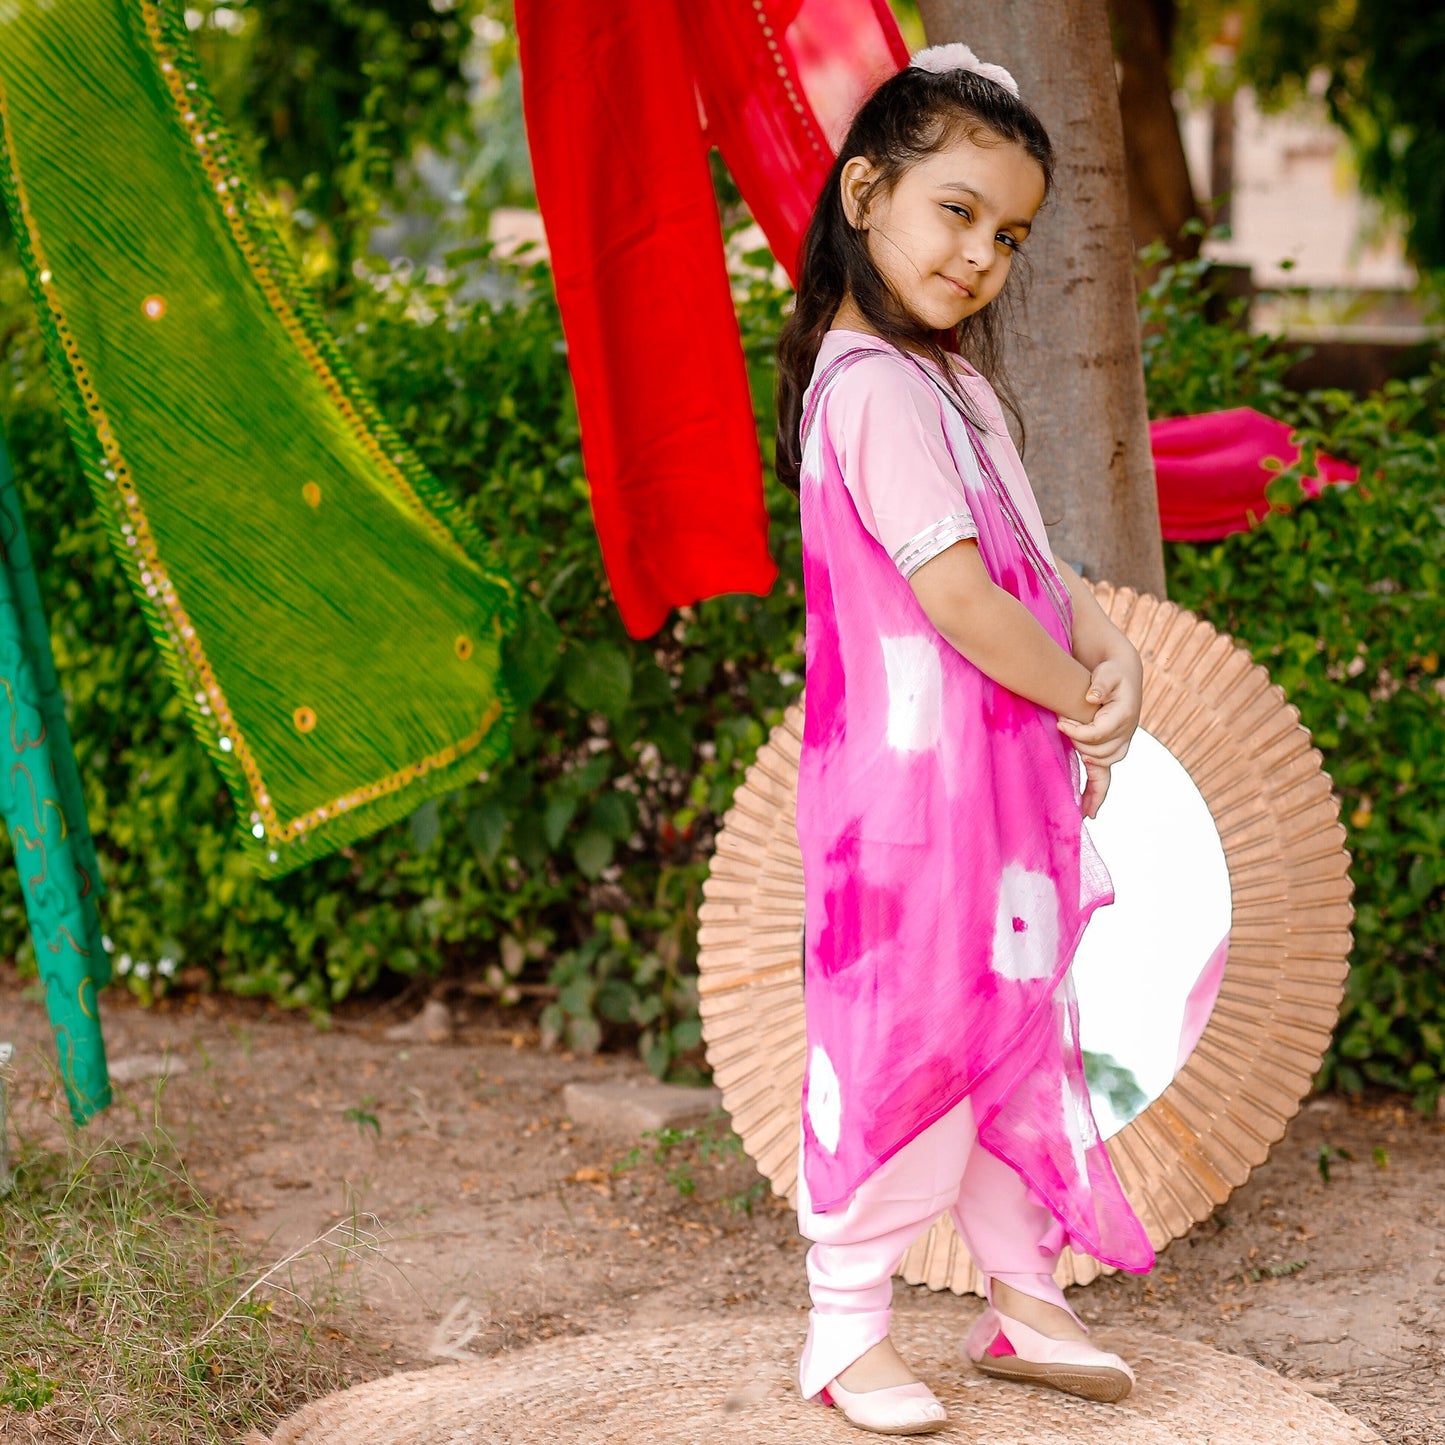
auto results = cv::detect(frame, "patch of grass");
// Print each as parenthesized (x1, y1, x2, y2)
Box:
(611, 1111, 770, 1215)
(0, 1084, 368, 1442)
(342, 1096, 382, 1138)
(1243, 1258, 1311, 1284)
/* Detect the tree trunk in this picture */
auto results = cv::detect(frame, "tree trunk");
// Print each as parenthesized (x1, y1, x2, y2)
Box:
(917, 0, 1165, 596)
(1110, 0, 1202, 256)
(1209, 88, 1236, 231)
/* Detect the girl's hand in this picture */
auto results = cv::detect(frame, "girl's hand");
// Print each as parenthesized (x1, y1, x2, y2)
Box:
(1081, 760, 1111, 818)
(1057, 656, 1141, 767)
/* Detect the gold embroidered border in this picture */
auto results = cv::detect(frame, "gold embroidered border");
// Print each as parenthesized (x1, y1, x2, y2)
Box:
(748, 0, 826, 161)
(0, 74, 505, 849)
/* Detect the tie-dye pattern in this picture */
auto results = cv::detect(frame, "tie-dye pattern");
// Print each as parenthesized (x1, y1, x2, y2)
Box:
(796, 335, 1154, 1273)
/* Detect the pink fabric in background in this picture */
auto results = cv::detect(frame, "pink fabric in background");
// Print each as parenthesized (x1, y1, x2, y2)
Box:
(1175, 932, 1230, 1075)
(1151, 408, 1359, 541)
(688, 0, 907, 282)
(796, 334, 1154, 1273)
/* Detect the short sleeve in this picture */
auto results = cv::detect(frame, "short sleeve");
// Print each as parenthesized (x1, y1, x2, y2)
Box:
(821, 354, 978, 579)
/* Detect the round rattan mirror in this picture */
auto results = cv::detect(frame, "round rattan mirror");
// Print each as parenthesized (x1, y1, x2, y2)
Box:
(697, 583, 1354, 1291)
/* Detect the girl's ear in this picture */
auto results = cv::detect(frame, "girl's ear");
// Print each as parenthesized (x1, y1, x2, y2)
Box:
(839, 156, 877, 230)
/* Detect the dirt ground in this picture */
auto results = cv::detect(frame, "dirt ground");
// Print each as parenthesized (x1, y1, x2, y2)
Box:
(3, 968, 1444, 1444)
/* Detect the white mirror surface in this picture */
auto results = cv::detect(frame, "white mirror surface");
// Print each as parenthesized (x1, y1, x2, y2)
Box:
(1074, 728, 1233, 1139)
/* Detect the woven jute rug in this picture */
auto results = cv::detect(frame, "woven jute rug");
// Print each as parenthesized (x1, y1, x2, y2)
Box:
(254, 1314, 1382, 1444)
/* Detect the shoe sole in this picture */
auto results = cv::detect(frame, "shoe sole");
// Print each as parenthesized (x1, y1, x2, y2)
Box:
(973, 1355, 1133, 1403)
(829, 1410, 948, 1437)
(817, 1391, 948, 1436)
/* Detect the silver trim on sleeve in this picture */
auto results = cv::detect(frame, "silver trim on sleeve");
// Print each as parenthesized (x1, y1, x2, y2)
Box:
(891, 512, 979, 579)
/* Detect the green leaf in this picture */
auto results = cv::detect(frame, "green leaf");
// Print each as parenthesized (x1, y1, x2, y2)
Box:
(596, 978, 637, 1023)
(564, 1015, 603, 1054)
(680, 653, 713, 695)
(539, 1003, 566, 1049)
(465, 801, 507, 864)
(653, 713, 695, 768)
(590, 791, 635, 840)
(544, 795, 578, 850)
(630, 993, 663, 1026)
(503, 597, 562, 710)
(630, 660, 675, 707)
(558, 975, 594, 1017)
(563, 642, 632, 718)
(572, 828, 614, 880)
(512, 811, 547, 871)
(643, 1031, 672, 1078)
(408, 799, 441, 853)
(565, 755, 611, 796)
(1407, 855, 1434, 903)
(670, 1017, 703, 1051)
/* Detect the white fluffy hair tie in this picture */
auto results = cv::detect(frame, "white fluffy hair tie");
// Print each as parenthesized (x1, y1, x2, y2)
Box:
(910, 43, 1020, 98)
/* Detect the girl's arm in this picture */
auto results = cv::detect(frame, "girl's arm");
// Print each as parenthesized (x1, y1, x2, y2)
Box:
(1053, 556, 1138, 672)
(909, 539, 1099, 723)
(910, 544, 1125, 816)
(1051, 555, 1143, 768)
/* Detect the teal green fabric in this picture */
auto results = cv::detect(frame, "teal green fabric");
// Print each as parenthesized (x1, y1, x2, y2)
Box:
(0, 0, 520, 878)
(0, 428, 110, 1124)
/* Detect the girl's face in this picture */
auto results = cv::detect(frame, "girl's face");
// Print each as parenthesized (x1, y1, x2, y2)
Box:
(841, 130, 1047, 331)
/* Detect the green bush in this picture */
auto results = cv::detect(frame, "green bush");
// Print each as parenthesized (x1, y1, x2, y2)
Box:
(1166, 389, 1445, 1100)
(0, 246, 801, 1082)
(4, 228, 1442, 1105)
(1141, 246, 1445, 1104)
(1137, 232, 1296, 418)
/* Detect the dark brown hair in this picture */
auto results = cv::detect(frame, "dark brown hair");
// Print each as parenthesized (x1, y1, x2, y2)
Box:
(775, 63, 1054, 493)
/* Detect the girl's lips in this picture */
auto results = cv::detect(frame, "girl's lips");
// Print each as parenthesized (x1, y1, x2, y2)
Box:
(942, 275, 974, 298)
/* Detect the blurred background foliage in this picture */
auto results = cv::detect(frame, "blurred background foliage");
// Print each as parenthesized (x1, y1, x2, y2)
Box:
(0, 0, 1441, 1101)
(1173, 0, 1445, 269)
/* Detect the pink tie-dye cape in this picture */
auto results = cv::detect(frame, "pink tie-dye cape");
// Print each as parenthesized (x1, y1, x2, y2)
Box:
(796, 343, 1154, 1273)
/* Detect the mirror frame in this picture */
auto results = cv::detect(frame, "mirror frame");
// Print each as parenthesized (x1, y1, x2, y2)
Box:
(697, 584, 1354, 1291)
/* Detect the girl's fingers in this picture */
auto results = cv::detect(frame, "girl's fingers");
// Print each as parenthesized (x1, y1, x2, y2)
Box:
(1061, 728, 1131, 767)
(1060, 700, 1138, 743)
(1058, 716, 1125, 746)
(1081, 769, 1110, 817)
(1076, 748, 1127, 769)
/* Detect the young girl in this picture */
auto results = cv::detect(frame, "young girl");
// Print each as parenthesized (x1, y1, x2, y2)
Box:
(776, 45, 1157, 1435)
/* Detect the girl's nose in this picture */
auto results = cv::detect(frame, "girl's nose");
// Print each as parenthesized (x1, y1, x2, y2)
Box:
(961, 229, 993, 275)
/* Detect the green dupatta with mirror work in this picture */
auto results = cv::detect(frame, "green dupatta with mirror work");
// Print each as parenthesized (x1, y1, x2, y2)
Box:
(0, 0, 525, 882)
(0, 0, 562, 1118)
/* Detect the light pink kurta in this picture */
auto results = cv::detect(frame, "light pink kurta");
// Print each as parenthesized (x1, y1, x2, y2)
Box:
(796, 330, 1153, 1273)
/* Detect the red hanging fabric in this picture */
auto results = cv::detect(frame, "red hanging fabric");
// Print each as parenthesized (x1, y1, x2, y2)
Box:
(515, 0, 907, 638)
(518, 7, 1355, 628)
(1150, 408, 1358, 541)
(515, 0, 779, 639)
(514, 0, 774, 638)
(685, 0, 907, 281)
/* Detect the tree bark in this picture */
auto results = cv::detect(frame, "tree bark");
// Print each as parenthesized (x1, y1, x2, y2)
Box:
(1110, 0, 1202, 256)
(1209, 88, 1236, 230)
(917, 0, 1166, 596)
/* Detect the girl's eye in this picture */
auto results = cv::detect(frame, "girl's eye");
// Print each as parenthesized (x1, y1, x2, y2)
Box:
(942, 204, 1022, 252)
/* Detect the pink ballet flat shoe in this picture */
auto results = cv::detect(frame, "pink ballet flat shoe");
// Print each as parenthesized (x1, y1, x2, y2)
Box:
(964, 1307, 1135, 1403)
(817, 1376, 948, 1435)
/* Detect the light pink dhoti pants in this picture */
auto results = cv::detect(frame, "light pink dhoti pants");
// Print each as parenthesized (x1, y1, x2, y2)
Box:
(796, 1094, 1081, 1400)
